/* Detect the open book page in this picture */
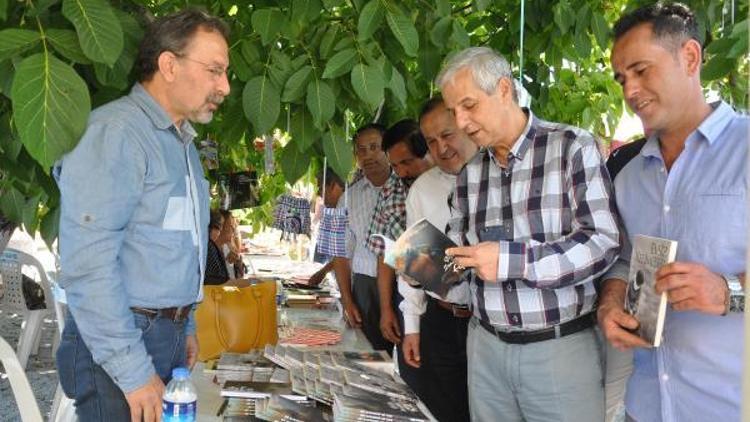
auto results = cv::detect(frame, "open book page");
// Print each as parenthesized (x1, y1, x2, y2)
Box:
(625, 234, 678, 347)
(372, 218, 461, 297)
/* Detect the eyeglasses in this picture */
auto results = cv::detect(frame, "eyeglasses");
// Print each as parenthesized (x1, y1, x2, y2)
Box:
(176, 55, 228, 80)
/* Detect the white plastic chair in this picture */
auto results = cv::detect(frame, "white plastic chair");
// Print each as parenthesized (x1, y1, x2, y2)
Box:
(0, 248, 56, 369)
(0, 335, 44, 422)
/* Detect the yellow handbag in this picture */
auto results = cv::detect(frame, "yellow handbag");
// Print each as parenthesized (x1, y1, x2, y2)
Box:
(195, 280, 278, 361)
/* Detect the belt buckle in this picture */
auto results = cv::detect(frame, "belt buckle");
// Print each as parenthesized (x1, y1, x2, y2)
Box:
(451, 304, 465, 317)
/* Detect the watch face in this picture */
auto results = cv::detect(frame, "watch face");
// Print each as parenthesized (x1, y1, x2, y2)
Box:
(729, 294, 744, 313)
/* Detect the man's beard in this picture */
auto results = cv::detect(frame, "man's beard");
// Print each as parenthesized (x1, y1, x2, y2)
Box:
(190, 92, 225, 124)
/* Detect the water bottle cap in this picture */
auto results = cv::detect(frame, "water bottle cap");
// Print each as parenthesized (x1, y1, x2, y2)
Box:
(171, 367, 189, 379)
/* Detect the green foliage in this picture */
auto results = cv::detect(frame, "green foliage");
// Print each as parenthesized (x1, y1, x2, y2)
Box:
(0, 0, 746, 241)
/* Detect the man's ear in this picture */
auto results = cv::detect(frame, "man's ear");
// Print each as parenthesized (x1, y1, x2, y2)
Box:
(157, 51, 178, 82)
(682, 38, 702, 77)
(495, 77, 514, 102)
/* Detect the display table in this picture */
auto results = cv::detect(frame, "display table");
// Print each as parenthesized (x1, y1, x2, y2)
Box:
(193, 307, 387, 420)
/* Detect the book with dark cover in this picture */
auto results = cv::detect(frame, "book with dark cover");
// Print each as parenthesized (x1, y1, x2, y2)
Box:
(625, 234, 678, 347)
(333, 385, 427, 421)
(372, 218, 463, 298)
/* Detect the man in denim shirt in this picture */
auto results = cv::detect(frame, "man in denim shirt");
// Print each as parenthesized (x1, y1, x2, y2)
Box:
(54, 9, 230, 421)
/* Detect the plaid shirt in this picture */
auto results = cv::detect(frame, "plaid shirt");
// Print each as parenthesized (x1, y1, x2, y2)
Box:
(447, 111, 620, 331)
(366, 172, 409, 256)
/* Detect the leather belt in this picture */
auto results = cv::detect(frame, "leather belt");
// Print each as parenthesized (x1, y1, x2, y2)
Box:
(131, 305, 192, 322)
(475, 313, 594, 345)
(431, 297, 472, 318)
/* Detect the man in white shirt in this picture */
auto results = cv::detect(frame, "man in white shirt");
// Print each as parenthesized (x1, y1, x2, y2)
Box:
(399, 97, 478, 421)
(332, 124, 393, 351)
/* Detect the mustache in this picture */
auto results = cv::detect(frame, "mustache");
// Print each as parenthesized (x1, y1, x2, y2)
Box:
(207, 92, 225, 105)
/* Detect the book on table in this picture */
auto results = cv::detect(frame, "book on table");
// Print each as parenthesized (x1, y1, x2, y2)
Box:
(370, 218, 463, 298)
(625, 234, 678, 347)
(220, 380, 306, 401)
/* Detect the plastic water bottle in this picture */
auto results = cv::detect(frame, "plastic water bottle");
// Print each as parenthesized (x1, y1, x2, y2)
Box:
(162, 367, 197, 422)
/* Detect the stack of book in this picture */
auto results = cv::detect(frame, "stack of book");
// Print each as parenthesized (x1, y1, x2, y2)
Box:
(215, 346, 430, 421)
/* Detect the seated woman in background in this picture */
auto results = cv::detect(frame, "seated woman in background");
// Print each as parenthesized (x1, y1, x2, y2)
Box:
(205, 209, 250, 287)
(218, 209, 245, 278)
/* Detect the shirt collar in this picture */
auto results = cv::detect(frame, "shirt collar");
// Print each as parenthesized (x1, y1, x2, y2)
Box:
(128, 83, 197, 142)
(509, 108, 536, 161)
(641, 101, 735, 159)
(696, 101, 735, 145)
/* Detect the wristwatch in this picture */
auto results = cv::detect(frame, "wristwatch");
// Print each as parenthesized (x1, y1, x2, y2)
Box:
(722, 274, 744, 314)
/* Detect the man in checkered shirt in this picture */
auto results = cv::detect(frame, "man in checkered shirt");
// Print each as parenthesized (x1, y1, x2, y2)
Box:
(364, 119, 433, 397)
(439, 47, 620, 421)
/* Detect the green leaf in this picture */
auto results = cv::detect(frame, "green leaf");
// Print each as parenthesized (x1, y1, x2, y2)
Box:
(451, 20, 470, 48)
(46, 29, 91, 64)
(62, 0, 123, 67)
(322, 48, 357, 79)
(553, 1, 574, 34)
(727, 36, 748, 59)
(11, 53, 91, 171)
(280, 141, 311, 184)
(474, 0, 490, 12)
(0, 0, 7, 22)
(251, 9, 284, 45)
(40, 205, 60, 248)
(93, 11, 141, 90)
(430, 16, 453, 47)
(282, 65, 313, 102)
(319, 26, 339, 59)
(435, 0, 451, 17)
(0, 60, 13, 97)
(730, 19, 749, 38)
(0, 29, 41, 62)
(705, 37, 736, 55)
(229, 48, 253, 81)
(289, 108, 320, 152)
(701, 57, 735, 81)
(386, 9, 419, 57)
(292, 0, 322, 23)
(358, 0, 384, 41)
(387, 67, 407, 109)
(322, 125, 353, 180)
(306, 78, 335, 130)
(0, 185, 24, 224)
(591, 12, 609, 51)
(350, 63, 384, 110)
(242, 75, 280, 135)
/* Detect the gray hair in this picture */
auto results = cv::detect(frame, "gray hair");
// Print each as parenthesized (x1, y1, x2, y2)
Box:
(435, 47, 517, 103)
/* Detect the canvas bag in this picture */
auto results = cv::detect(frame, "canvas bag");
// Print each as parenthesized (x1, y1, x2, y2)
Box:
(272, 194, 311, 239)
(195, 280, 278, 361)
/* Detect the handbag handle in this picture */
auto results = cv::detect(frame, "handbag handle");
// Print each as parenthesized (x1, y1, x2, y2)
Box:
(211, 285, 266, 349)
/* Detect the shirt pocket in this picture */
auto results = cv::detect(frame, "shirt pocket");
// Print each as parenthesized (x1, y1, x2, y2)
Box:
(478, 225, 507, 243)
(162, 196, 191, 231)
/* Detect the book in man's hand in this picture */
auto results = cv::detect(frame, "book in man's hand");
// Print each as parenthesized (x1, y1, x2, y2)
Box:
(370, 218, 463, 298)
(625, 234, 678, 347)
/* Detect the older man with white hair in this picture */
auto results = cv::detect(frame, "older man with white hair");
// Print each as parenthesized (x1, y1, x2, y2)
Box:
(439, 47, 620, 421)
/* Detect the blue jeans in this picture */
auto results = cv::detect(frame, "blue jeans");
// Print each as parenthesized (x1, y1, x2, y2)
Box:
(56, 312, 187, 421)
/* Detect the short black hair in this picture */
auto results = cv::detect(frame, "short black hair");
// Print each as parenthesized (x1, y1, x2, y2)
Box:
(352, 123, 386, 150)
(317, 166, 344, 189)
(382, 119, 428, 158)
(613, 2, 701, 51)
(136, 8, 229, 82)
(419, 96, 445, 125)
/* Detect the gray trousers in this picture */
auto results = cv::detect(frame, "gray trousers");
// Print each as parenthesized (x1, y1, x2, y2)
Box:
(467, 319, 604, 422)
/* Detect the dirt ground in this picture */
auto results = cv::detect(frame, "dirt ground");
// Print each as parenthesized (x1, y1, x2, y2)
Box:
(0, 309, 59, 421)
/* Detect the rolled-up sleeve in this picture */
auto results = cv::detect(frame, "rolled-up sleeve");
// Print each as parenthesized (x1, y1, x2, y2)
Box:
(57, 122, 154, 393)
